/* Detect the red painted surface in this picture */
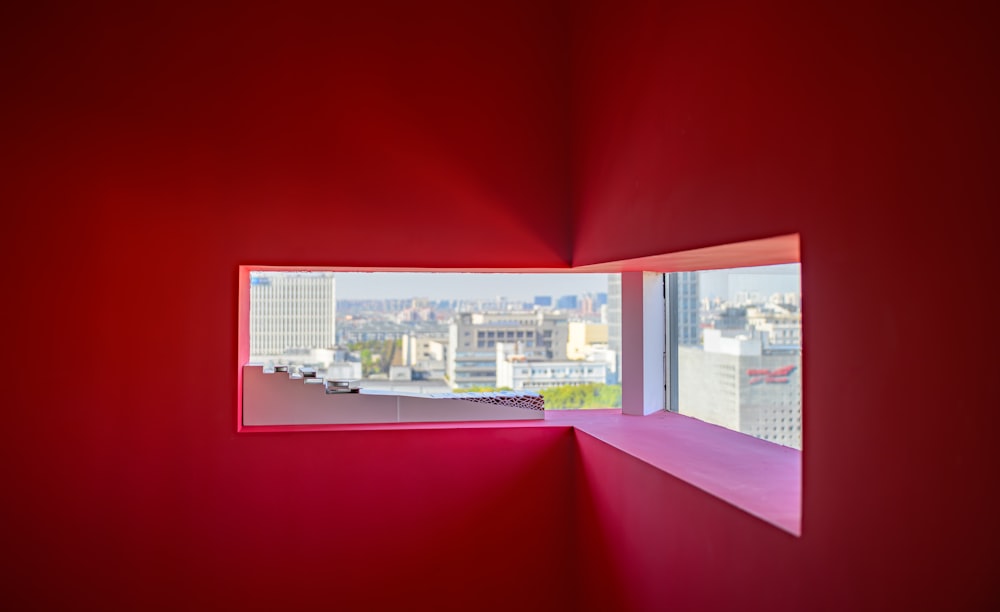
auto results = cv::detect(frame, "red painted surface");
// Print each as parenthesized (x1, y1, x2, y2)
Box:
(572, 0, 999, 610)
(575, 431, 804, 611)
(2, 2, 578, 609)
(552, 410, 801, 534)
(3, 0, 999, 610)
(573, 233, 800, 272)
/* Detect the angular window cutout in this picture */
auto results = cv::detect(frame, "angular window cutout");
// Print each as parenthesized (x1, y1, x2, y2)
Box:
(238, 235, 802, 535)
(241, 271, 621, 427)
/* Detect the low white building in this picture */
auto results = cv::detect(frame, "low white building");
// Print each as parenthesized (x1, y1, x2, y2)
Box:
(495, 343, 608, 391)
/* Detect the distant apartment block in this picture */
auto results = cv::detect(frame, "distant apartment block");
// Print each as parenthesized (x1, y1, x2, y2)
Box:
(402, 331, 448, 365)
(337, 322, 416, 345)
(401, 331, 449, 380)
(746, 304, 802, 350)
(249, 271, 336, 361)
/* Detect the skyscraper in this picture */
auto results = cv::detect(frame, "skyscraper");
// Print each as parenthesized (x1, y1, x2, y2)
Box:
(606, 274, 622, 383)
(678, 271, 700, 346)
(249, 271, 336, 359)
(556, 295, 578, 310)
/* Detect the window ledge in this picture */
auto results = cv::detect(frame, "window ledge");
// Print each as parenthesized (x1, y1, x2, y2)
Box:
(240, 403, 800, 535)
(548, 409, 801, 535)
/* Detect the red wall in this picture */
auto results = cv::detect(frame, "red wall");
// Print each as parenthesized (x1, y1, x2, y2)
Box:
(1, 2, 579, 609)
(571, 1, 999, 609)
(4, 0, 999, 609)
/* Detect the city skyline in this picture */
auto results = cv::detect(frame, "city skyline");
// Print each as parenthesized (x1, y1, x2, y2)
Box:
(330, 266, 800, 303)
(332, 272, 609, 301)
(699, 264, 801, 302)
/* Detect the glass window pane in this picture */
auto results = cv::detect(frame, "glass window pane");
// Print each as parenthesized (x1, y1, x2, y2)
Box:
(676, 264, 802, 449)
(250, 271, 622, 409)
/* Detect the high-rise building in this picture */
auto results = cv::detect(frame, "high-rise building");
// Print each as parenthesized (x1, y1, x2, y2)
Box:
(556, 295, 578, 310)
(678, 271, 700, 345)
(606, 274, 622, 384)
(249, 271, 336, 360)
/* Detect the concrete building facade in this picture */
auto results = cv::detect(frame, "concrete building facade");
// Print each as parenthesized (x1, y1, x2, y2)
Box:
(679, 329, 802, 449)
(447, 311, 568, 389)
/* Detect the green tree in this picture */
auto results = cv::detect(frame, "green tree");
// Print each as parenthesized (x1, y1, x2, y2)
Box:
(447, 382, 621, 409)
(349, 339, 402, 377)
(541, 383, 621, 410)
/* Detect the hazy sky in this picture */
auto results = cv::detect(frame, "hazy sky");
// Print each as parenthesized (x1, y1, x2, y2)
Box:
(297, 265, 799, 302)
(334, 272, 609, 301)
(699, 264, 801, 301)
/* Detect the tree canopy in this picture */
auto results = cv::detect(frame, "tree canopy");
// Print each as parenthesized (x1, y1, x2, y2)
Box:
(453, 383, 621, 410)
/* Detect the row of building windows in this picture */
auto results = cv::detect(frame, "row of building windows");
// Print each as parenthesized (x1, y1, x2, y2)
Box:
(477, 330, 535, 339)
(514, 368, 599, 376)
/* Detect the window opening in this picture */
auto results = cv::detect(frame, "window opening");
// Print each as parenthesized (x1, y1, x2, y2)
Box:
(666, 264, 802, 449)
(244, 271, 621, 426)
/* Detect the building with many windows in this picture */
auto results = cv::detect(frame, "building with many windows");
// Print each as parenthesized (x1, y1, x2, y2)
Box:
(496, 343, 608, 390)
(249, 272, 336, 361)
(679, 329, 802, 449)
(447, 311, 568, 389)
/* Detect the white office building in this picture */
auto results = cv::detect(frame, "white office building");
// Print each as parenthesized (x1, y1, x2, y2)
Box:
(496, 343, 608, 391)
(679, 328, 802, 449)
(249, 271, 336, 360)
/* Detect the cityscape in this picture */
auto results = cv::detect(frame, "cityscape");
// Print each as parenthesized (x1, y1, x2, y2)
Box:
(248, 266, 802, 448)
